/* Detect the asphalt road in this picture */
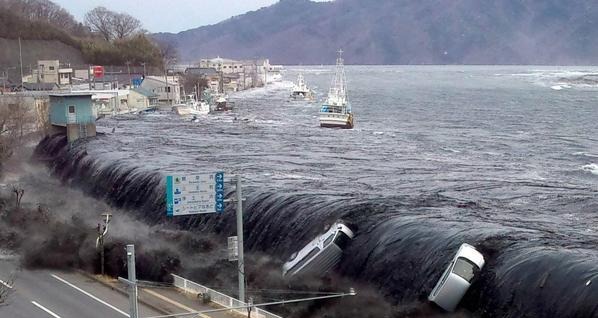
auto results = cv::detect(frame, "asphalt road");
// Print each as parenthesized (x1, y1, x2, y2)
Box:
(0, 259, 163, 318)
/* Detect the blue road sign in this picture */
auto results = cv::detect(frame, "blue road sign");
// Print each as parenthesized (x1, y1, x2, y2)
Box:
(166, 172, 225, 216)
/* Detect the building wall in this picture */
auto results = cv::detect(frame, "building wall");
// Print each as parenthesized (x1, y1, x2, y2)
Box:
(140, 77, 181, 104)
(58, 69, 73, 85)
(127, 90, 150, 110)
(66, 123, 96, 142)
(49, 96, 95, 126)
(199, 59, 244, 74)
(38, 60, 59, 84)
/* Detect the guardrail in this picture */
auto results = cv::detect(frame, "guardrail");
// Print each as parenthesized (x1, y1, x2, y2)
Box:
(172, 274, 283, 318)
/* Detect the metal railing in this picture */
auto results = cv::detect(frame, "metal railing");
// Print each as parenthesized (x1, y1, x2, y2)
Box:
(171, 274, 283, 318)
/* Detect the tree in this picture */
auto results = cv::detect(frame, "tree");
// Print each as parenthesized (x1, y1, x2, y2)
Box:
(0, 0, 78, 32)
(85, 7, 142, 41)
(84, 7, 115, 41)
(157, 40, 178, 71)
(113, 12, 141, 39)
(181, 74, 208, 97)
(0, 97, 36, 175)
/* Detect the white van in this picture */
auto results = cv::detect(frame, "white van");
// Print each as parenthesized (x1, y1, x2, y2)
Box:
(282, 222, 354, 278)
(428, 243, 485, 312)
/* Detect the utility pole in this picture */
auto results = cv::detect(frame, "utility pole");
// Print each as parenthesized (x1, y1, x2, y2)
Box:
(164, 68, 170, 105)
(118, 245, 139, 318)
(18, 37, 24, 87)
(235, 175, 245, 302)
(88, 65, 92, 90)
(96, 213, 112, 276)
(141, 62, 146, 77)
(126, 61, 132, 87)
(126, 245, 139, 318)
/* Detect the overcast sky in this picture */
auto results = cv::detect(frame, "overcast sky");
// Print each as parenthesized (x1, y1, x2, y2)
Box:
(52, 0, 280, 33)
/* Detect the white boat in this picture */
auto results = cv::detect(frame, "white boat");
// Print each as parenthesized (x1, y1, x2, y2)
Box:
(290, 73, 315, 101)
(319, 50, 353, 129)
(210, 93, 233, 112)
(282, 222, 354, 278)
(172, 94, 209, 116)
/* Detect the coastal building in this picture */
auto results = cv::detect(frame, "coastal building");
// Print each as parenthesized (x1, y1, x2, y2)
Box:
(222, 73, 241, 92)
(128, 87, 158, 110)
(140, 76, 181, 105)
(58, 67, 73, 85)
(36, 60, 60, 84)
(195, 57, 282, 91)
(49, 93, 96, 142)
(31, 60, 75, 86)
(185, 67, 221, 91)
(199, 57, 244, 74)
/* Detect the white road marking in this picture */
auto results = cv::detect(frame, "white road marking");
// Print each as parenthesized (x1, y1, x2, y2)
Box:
(51, 274, 129, 317)
(31, 301, 62, 318)
(0, 279, 12, 289)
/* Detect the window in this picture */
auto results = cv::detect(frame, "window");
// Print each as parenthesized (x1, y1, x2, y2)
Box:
(323, 234, 335, 247)
(68, 106, 75, 113)
(49, 66, 55, 70)
(333, 231, 352, 249)
(166, 87, 171, 93)
(452, 258, 479, 283)
(288, 247, 320, 274)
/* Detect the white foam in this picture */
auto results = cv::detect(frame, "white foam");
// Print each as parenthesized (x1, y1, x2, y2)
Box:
(581, 164, 598, 175)
(551, 85, 564, 90)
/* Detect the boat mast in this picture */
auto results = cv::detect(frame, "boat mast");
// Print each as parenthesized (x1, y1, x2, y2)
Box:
(329, 49, 347, 103)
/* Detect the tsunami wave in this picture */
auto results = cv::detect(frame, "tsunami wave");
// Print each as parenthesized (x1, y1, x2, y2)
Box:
(34, 134, 598, 317)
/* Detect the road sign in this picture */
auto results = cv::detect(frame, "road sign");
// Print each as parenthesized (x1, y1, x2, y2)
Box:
(228, 236, 238, 261)
(166, 172, 225, 216)
(93, 65, 104, 78)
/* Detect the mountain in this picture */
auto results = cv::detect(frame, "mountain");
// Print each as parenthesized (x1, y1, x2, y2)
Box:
(154, 0, 598, 65)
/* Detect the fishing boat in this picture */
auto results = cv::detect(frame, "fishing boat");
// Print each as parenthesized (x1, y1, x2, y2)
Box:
(209, 70, 234, 112)
(290, 73, 315, 101)
(319, 50, 353, 129)
(211, 93, 233, 112)
(172, 94, 209, 116)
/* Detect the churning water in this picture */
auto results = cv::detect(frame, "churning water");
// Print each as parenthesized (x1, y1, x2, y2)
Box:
(37, 66, 598, 317)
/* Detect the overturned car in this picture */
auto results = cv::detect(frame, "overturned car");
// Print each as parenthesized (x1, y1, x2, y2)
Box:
(428, 243, 485, 312)
(282, 222, 355, 278)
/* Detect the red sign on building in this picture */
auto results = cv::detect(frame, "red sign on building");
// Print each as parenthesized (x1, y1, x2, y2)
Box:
(92, 66, 104, 78)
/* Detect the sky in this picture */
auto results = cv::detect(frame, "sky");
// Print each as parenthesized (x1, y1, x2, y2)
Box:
(52, 0, 280, 33)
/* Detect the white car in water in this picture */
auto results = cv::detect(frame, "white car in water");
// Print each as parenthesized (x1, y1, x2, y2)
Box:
(428, 243, 485, 312)
(282, 222, 354, 278)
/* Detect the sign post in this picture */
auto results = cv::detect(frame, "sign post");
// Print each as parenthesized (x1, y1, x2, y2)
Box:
(165, 172, 245, 302)
(118, 244, 138, 318)
(235, 175, 245, 302)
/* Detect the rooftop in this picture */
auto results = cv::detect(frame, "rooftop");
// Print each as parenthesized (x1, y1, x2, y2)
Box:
(132, 87, 159, 98)
(49, 93, 93, 97)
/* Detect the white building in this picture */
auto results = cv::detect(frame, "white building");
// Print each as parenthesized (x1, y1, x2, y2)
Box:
(139, 76, 181, 105)
(199, 57, 245, 74)
(31, 60, 75, 86)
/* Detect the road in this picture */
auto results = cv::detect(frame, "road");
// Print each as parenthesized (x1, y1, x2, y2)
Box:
(0, 258, 243, 318)
(0, 259, 164, 318)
